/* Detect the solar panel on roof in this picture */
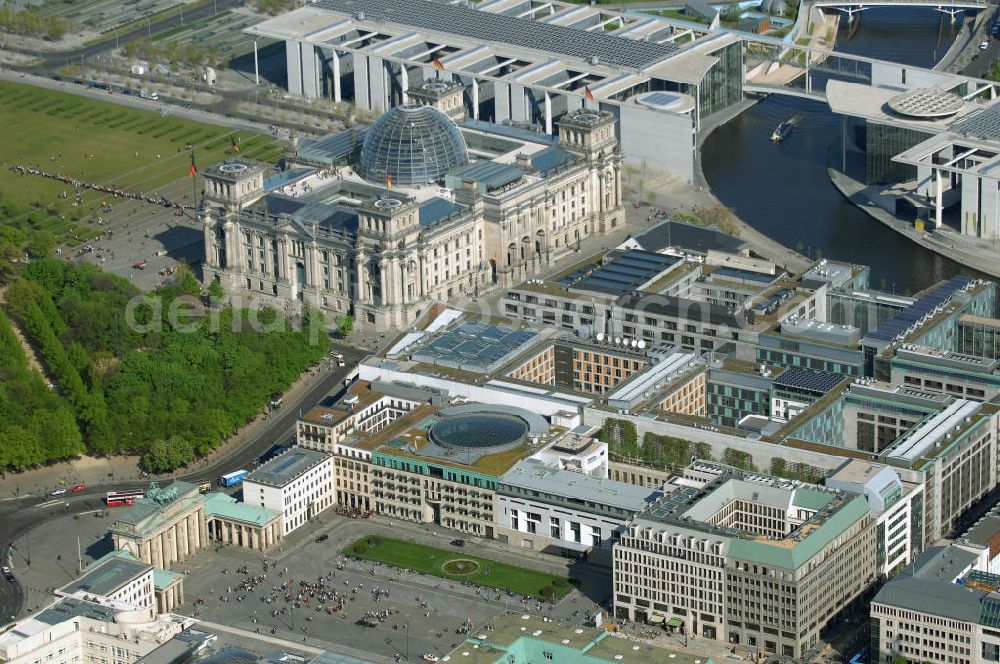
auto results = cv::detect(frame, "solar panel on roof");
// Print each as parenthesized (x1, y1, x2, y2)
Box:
(863, 276, 971, 343)
(315, 0, 680, 70)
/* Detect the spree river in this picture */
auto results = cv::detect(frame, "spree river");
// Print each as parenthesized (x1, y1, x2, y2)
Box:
(701, 8, 978, 294)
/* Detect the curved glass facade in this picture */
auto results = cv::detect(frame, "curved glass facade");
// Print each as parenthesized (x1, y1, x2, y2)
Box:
(359, 104, 468, 186)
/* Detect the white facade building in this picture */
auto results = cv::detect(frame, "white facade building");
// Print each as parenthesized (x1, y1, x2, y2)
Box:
(496, 459, 660, 564)
(243, 447, 335, 535)
(826, 459, 924, 577)
(57, 556, 155, 611)
(0, 597, 189, 664)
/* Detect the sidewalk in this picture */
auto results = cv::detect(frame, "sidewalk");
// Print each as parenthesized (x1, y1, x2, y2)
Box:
(829, 168, 1000, 279)
(0, 455, 141, 500)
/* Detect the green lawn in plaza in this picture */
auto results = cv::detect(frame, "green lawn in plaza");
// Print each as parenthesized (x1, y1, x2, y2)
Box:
(345, 536, 574, 601)
(0, 80, 284, 245)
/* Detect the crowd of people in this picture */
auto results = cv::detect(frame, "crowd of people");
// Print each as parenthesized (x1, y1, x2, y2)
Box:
(8, 163, 193, 210)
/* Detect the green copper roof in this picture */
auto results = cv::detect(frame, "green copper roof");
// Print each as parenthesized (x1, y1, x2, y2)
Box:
(203, 492, 279, 527)
(153, 568, 184, 590)
(727, 495, 870, 569)
(792, 488, 835, 511)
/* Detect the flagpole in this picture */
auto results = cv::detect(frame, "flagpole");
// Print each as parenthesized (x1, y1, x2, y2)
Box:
(191, 149, 196, 218)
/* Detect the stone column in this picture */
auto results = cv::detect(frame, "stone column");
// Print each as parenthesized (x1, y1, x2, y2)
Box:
(355, 250, 367, 303)
(177, 517, 188, 561)
(141, 539, 152, 566)
(199, 509, 208, 548)
(151, 535, 163, 568)
(252, 528, 260, 550)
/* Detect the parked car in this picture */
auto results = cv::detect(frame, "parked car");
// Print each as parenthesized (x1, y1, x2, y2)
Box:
(981, 40, 990, 50)
(315, 534, 330, 543)
(71, 484, 87, 493)
(451, 539, 465, 547)
(50, 488, 67, 496)
(2, 566, 13, 581)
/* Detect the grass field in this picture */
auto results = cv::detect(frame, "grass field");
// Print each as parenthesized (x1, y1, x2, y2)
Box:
(346, 536, 573, 601)
(0, 81, 284, 245)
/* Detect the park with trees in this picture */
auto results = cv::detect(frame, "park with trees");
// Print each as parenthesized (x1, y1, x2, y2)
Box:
(0, 258, 329, 473)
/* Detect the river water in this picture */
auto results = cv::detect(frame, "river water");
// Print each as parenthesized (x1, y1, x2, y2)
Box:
(701, 8, 978, 294)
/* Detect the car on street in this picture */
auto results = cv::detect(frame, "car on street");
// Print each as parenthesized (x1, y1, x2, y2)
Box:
(451, 539, 465, 547)
(422, 656, 440, 663)
(2, 566, 13, 581)
(71, 484, 87, 493)
(50, 488, 67, 496)
(315, 534, 329, 543)
(981, 40, 990, 50)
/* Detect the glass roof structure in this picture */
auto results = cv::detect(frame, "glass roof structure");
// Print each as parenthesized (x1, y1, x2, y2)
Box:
(558, 249, 680, 295)
(359, 104, 468, 187)
(411, 320, 537, 373)
(315, 0, 680, 70)
(429, 413, 528, 453)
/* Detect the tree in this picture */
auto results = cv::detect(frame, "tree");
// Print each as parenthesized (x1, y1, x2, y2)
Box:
(335, 314, 354, 337)
(0, 240, 19, 285)
(207, 279, 225, 306)
(692, 204, 740, 236)
(25, 230, 55, 259)
(142, 435, 194, 473)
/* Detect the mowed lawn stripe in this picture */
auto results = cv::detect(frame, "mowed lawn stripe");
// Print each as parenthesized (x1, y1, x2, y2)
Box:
(0, 80, 283, 244)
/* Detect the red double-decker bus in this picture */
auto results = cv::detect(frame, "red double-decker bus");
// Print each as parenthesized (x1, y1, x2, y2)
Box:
(105, 490, 143, 506)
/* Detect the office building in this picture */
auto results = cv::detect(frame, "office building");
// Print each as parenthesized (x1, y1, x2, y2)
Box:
(613, 462, 876, 659)
(0, 597, 190, 664)
(870, 545, 1000, 664)
(496, 458, 661, 563)
(243, 447, 335, 535)
(246, 0, 747, 182)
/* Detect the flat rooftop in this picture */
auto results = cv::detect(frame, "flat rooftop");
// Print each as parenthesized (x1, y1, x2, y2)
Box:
(894, 344, 999, 373)
(60, 557, 151, 598)
(246, 447, 331, 488)
(312, 0, 681, 70)
(500, 459, 660, 512)
(448, 613, 707, 664)
(634, 463, 866, 569)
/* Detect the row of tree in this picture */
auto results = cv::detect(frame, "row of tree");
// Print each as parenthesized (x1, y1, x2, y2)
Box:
(122, 37, 226, 69)
(0, 7, 67, 41)
(1, 258, 329, 472)
(0, 307, 85, 471)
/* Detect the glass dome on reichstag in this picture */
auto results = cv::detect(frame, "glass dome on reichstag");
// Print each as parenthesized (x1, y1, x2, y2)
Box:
(359, 104, 469, 187)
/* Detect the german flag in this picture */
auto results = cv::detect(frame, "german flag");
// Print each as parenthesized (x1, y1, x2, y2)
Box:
(387, 174, 393, 190)
(231, 136, 239, 152)
(432, 57, 444, 70)
(189, 152, 197, 177)
(585, 86, 594, 102)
